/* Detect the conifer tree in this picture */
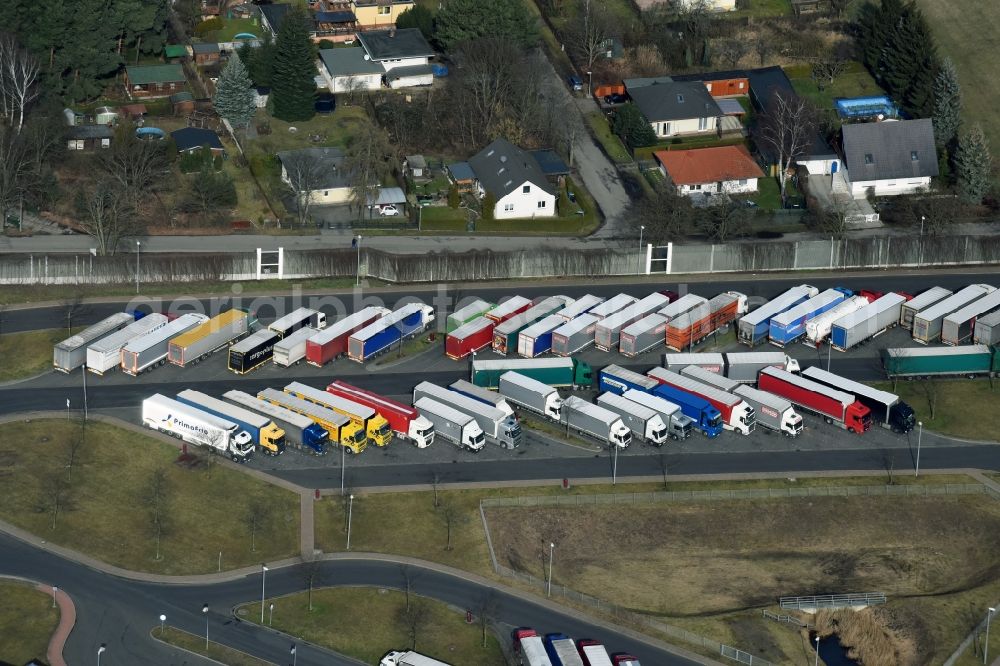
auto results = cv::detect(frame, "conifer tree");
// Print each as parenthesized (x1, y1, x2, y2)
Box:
(213, 55, 257, 130)
(271, 7, 316, 122)
(932, 58, 962, 148)
(954, 124, 992, 205)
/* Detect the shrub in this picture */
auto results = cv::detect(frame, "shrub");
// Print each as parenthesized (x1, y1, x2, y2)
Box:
(194, 18, 224, 37)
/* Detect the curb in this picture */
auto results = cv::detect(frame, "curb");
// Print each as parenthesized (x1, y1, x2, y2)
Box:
(149, 627, 270, 666)
(0, 575, 75, 666)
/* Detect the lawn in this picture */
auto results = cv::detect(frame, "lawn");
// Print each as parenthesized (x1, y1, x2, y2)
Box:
(724, 0, 792, 19)
(0, 328, 80, 383)
(155, 626, 271, 666)
(871, 379, 999, 441)
(253, 105, 369, 153)
(205, 18, 264, 43)
(787, 61, 884, 110)
(750, 176, 782, 210)
(0, 580, 59, 665)
(585, 112, 633, 164)
(239, 588, 506, 666)
(0, 419, 300, 574)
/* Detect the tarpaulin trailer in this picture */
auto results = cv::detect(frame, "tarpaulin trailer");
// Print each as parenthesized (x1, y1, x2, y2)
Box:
(54, 312, 135, 372)
(899, 286, 951, 329)
(595, 292, 670, 351)
(768, 289, 847, 347)
(974, 309, 1000, 345)
(447, 299, 493, 333)
(446, 316, 494, 359)
(305, 307, 388, 366)
(619, 313, 668, 357)
(912, 284, 995, 344)
(588, 293, 637, 319)
(551, 314, 600, 356)
(942, 289, 1000, 345)
(830, 293, 906, 351)
(738, 285, 818, 346)
(121, 313, 209, 376)
(86, 313, 169, 375)
(556, 294, 604, 321)
(484, 296, 532, 323)
(517, 314, 567, 358)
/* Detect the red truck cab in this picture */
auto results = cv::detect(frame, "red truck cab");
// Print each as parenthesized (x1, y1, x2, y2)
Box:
(611, 655, 641, 666)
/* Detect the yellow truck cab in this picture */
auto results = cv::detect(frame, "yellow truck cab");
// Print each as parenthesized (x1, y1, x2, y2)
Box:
(258, 388, 368, 454)
(284, 382, 393, 447)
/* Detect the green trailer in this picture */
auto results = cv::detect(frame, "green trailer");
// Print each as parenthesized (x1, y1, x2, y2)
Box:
(447, 299, 494, 333)
(881, 344, 1000, 379)
(470, 357, 593, 389)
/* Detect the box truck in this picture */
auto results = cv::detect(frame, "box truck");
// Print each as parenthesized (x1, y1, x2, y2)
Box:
(942, 289, 1000, 345)
(446, 317, 494, 359)
(589, 293, 637, 319)
(223, 390, 328, 454)
(544, 633, 585, 666)
(285, 381, 392, 447)
(830, 292, 907, 351)
(551, 314, 600, 356)
(900, 286, 952, 329)
(306, 306, 388, 366)
(272, 326, 318, 367)
(380, 650, 451, 666)
(447, 299, 493, 333)
(512, 628, 554, 666)
(228, 329, 279, 374)
(596, 392, 668, 445)
(768, 289, 847, 347)
(598, 364, 659, 395)
(258, 388, 367, 453)
(168, 309, 252, 367)
(471, 357, 593, 389)
(732, 385, 802, 436)
(595, 293, 670, 351)
(804, 296, 869, 347)
(326, 381, 434, 447)
(493, 297, 568, 355)
(758, 367, 871, 433)
(738, 284, 819, 346)
(647, 367, 755, 435)
(576, 640, 613, 666)
(413, 397, 485, 451)
(268, 307, 325, 339)
(485, 296, 532, 323)
(619, 313, 668, 357)
(517, 314, 566, 358)
(86, 313, 169, 375)
(557, 294, 604, 321)
(974, 310, 1000, 346)
(141, 394, 254, 462)
(912, 284, 995, 344)
(560, 397, 632, 448)
(54, 312, 135, 372)
(176, 389, 285, 455)
(414, 381, 521, 449)
(121, 313, 209, 376)
(801, 366, 915, 433)
(881, 345, 1000, 379)
(448, 379, 514, 417)
(620, 389, 693, 441)
(348, 304, 435, 362)
(498, 371, 563, 421)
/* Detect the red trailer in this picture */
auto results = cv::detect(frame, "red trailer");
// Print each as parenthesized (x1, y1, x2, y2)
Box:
(445, 317, 494, 360)
(305, 307, 385, 367)
(758, 367, 871, 433)
(326, 380, 435, 448)
(485, 296, 532, 324)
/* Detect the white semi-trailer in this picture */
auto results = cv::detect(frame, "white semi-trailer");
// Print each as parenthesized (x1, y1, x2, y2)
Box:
(141, 394, 254, 462)
(560, 396, 632, 448)
(596, 392, 668, 444)
(498, 371, 563, 421)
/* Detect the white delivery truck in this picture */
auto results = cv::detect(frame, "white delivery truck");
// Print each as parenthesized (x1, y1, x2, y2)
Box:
(121, 313, 210, 376)
(414, 382, 521, 449)
(86, 313, 169, 375)
(272, 326, 318, 367)
(732, 385, 802, 436)
(560, 396, 632, 449)
(141, 394, 254, 461)
(498, 371, 563, 421)
(620, 389, 693, 441)
(413, 397, 485, 452)
(596, 392, 668, 445)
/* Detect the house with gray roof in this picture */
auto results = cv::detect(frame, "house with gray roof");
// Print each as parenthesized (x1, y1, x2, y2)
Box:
(841, 119, 938, 198)
(357, 28, 434, 88)
(318, 48, 384, 93)
(624, 80, 723, 138)
(467, 139, 556, 220)
(277, 147, 352, 205)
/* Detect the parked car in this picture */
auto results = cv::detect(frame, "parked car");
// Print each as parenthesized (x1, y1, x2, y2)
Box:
(378, 204, 400, 217)
(416, 194, 434, 207)
(567, 191, 577, 203)
(604, 93, 628, 105)
(567, 75, 583, 91)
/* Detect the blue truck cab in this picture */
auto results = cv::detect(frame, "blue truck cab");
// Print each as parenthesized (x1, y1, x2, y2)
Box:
(652, 384, 723, 438)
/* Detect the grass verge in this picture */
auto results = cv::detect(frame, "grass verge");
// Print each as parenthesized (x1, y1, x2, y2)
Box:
(0, 328, 80, 382)
(0, 419, 300, 574)
(239, 588, 506, 665)
(585, 112, 633, 164)
(0, 580, 59, 665)
(871, 379, 999, 441)
(154, 626, 272, 666)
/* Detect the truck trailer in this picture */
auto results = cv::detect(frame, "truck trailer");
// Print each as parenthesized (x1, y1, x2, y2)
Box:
(801, 366, 915, 433)
(942, 289, 1000, 345)
(285, 381, 392, 447)
(326, 381, 435, 447)
(645, 375, 724, 438)
(974, 310, 1000, 346)
(662, 352, 725, 375)
(272, 326, 318, 367)
(121, 313, 209, 376)
(665, 292, 747, 352)
(413, 397, 485, 451)
(557, 294, 604, 321)
(588, 293, 637, 319)
(518, 314, 568, 358)
(662, 351, 798, 382)
(560, 397, 632, 448)
(141, 394, 254, 462)
(228, 329, 279, 374)
(882, 345, 1000, 379)
(738, 284, 819, 346)
(447, 299, 493, 333)
(168, 308, 252, 367)
(544, 633, 585, 666)
(471, 357, 593, 389)
(830, 292, 907, 351)
(258, 388, 367, 454)
(512, 628, 554, 666)
(900, 286, 952, 329)
(414, 381, 521, 449)
(804, 296, 870, 347)
(680, 364, 740, 393)
(912, 285, 996, 344)
(598, 364, 659, 395)
(596, 392, 668, 444)
(576, 640, 613, 666)
(493, 297, 568, 355)
(647, 367, 755, 435)
(223, 390, 328, 454)
(551, 314, 600, 356)
(758, 367, 871, 433)
(485, 296, 532, 323)
(380, 650, 452, 666)
(595, 293, 670, 351)
(657, 293, 708, 322)
(86, 313, 169, 375)
(448, 379, 514, 417)
(267, 307, 325, 339)
(732, 385, 802, 436)
(176, 389, 285, 455)
(54, 312, 135, 372)
(498, 371, 563, 421)
(619, 313, 668, 357)
(348, 304, 435, 362)
(306, 307, 388, 366)
(446, 317, 494, 359)
(620, 389, 693, 441)
(768, 288, 847, 347)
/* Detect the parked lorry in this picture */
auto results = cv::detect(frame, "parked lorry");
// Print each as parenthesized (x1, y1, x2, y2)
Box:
(86, 313, 169, 375)
(176, 389, 285, 455)
(597, 392, 668, 444)
(512, 628, 554, 666)
(518, 314, 568, 358)
(768, 288, 848, 347)
(551, 314, 600, 356)
(306, 306, 388, 366)
(732, 385, 802, 436)
(610, 656, 640, 666)
(272, 326, 318, 367)
(881, 344, 1000, 379)
(413, 397, 486, 451)
(498, 371, 563, 421)
(662, 352, 725, 375)
(647, 367, 755, 435)
(558, 294, 604, 321)
(942, 289, 1000, 345)
(804, 296, 870, 347)
(665, 292, 748, 352)
(121, 313, 209, 376)
(223, 390, 328, 454)
(168, 308, 252, 367)
(327, 380, 435, 447)
(620, 389, 693, 441)
(449, 379, 514, 417)
(595, 293, 670, 351)
(447, 299, 493, 333)
(657, 293, 708, 322)
(446, 316, 494, 359)
(598, 364, 659, 395)
(414, 381, 521, 448)
(900, 286, 952, 330)
(662, 351, 798, 381)
(644, 375, 723, 438)
(544, 633, 585, 666)
(380, 650, 451, 666)
(141, 394, 254, 462)
(738, 284, 819, 346)
(471, 357, 593, 389)
(801, 366, 915, 433)
(485, 296, 532, 323)
(348, 304, 435, 362)
(619, 313, 668, 357)
(493, 297, 568, 355)
(268, 307, 325, 339)
(560, 396, 632, 448)
(258, 388, 367, 454)
(831, 292, 907, 351)
(576, 640, 613, 666)
(758, 367, 871, 433)
(588, 293, 637, 319)
(228, 329, 279, 374)
(912, 284, 996, 344)
(680, 364, 740, 393)
(285, 381, 392, 447)
(974, 310, 1000, 346)
(54, 312, 135, 372)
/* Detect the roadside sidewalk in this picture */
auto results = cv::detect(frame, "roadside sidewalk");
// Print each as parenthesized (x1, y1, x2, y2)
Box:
(0, 574, 75, 666)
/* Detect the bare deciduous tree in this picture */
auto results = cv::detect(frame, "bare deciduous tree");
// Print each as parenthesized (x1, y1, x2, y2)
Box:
(757, 91, 816, 203)
(0, 33, 41, 134)
(920, 378, 938, 420)
(244, 494, 273, 552)
(440, 500, 467, 551)
(61, 292, 87, 333)
(63, 418, 88, 483)
(143, 467, 172, 560)
(718, 38, 749, 70)
(431, 471, 441, 508)
(399, 564, 420, 611)
(0, 123, 31, 223)
(811, 58, 849, 89)
(281, 149, 329, 228)
(98, 123, 168, 212)
(699, 198, 753, 242)
(396, 598, 429, 651)
(567, 0, 612, 75)
(345, 121, 393, 222)
(300, 557, 325, 611)
(476, 591, 499, 648)
(37, 475, 74, 530)
(657, 452, 680, 490)
(77, 180, 136, 256)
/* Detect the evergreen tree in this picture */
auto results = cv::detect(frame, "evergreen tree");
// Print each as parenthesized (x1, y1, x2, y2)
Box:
(270, 7, 316, 122)
(396, 5, 435, 42)
(435, 0, 537, 51)
(954, 124, 992, 204)
(612, 104, 657, 150)
(932, 57, 962, 148)
(239, 33, 276, 89)
(213, 55, 257, 130)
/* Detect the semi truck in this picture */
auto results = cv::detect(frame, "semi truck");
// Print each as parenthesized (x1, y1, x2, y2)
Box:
(830, 292, 907, 351)
(414, 381, 521, 449)
(758, 367, 871, 433)
(738, 284, 819, 346)
(558, 294, 604, 321)
(447, 299, 493, 333)
(176, 389, 285, 455)
(645, 376, 723, 438)
(449, 379, 514, 417)
(54, 312, 135, 372)
(665, 291, 747, 352)
(518, 314, 568, 358)
(471, 357, 593, 389)
(620, 389, 693, 441)
(596, 392, 668, 445)
(900, 286, 952, 330)
(551, 314, 600, 356)
(595, 293, 670, 351)
(228, 329, 279, 374)
(512, 628, 554, 666)
(881, 344, 1000, 379)
(168, 308, 252, 367)
(974, 310, 1000, 346)
(258, 388, 368, 454)
(445, 316, 494, 359)
(306, 306, 388, 366)
(588, 293, 637, 319)
(544, 633, 585, 666)
(732, 385, 802, 436)
(942, 289, 1000, 345)
(413, 397, 486, 451)
(285, 381, 392, 447)
(598, 364, 659, 395)
(121, 313, 209, 376)
(657, 293, 708, 322)
(86, 313, 169, 375)
(560, 396, 632, 448)
(768, 288, 848, 347)
(272, 326, 317, 367)
(223, 390, 328, 454)
(498, 371, 563, 420)
(801, 366, 915, 433)
(680, 364, 740, 393)
(493, 297, 569, 355)
(804, 296, 870, 347)
(327, 381, 435, 447)
(662, 351, 799, 381)
(647, 367, 755, 435)
(141, 394, 254, 462)
(268, 307, 325, 338)
(380, 650, 451, 666)
(348, 304, 435, 362)
(662, 352, 724, 374)
(912, 284, 996, 344)
(576, 640, 613, 666)
(485, 296, 532, 323)
(619, 313, 668, 357)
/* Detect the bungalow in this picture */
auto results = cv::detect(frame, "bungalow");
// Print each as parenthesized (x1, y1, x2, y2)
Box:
(277, 147, 352, 205)
(841, 119, 938, 198)
(170, 127, 225, 156)
(654, 145, 765, 197)
(123, 64, 186, 99)
(318, 47, 384, 93)
(625, 80, 723, 139)
(467, 138, 557, 220)
(356, 28, 434, 89)
(67, 125, 114, 151)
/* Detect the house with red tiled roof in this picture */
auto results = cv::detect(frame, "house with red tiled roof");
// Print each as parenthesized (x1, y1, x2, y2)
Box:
(654, 145, 765, 198)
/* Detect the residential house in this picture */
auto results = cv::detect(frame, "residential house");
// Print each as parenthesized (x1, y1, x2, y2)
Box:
(191, 42, 221, 65)
(170, 91, 195, 115)
(170, 127, 225, 156)
(404, 154, 427, 178)
(277, 147, 352, 205)
(123, 64, 186, 99)
(447, 161, 476, 192)
(313, 10, 358, 42)
(671, 70, 750, 98)
(654, 145, 765, 197)
(67, 125, 114, 151)
(841, 119, 938, 198)
(259, 3, 291, 35)
(798, 134, 840, 176)
(467, 139, 557, 220)
(317, 47, 384, 92)
(262, 1, 412, 38)
(625, 80, 723, 138)
(357, 28, 434, 89)
(747, 66, 795, 115)
(351, 0, 414, 30)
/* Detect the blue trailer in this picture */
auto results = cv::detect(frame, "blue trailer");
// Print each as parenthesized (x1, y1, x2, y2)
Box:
(648, 382, 723, 438)
(768, 288, 849, 347)
(517, 314, 565, 358)
(598, 364, 659, 395)
(347, 304, 434, 362)
(738, 284, 819, 347)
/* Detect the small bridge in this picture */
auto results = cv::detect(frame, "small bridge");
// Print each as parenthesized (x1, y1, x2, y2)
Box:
(779, 592, 887, 613)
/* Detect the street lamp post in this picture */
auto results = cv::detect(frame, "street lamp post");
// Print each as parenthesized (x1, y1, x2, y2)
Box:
(827, 339, 833, 372)
(985, 607, 996, 665)
(355, 235, 362, 287)
(97, 645, 106, 666)
(638, 225, 645, 275)
(547, 542, 555, 597)
(159, 614, 166, 636)
(260, 565, 269, 623)
(347, 494, 355, 550)
(52, 586, 58, 608)
(291, 644, 297, 666)
(920, 215, 925, 236)
(586, 70, 592, 97)
(269, 602, 274, 626)
(813, 635, 820, 666)
(915, 421, 923, 477)
(341, 438, 346, 496)
(82, 363, 88, 421)
(135, 241, 140, 294)
(612, 443, 618, 486)
(202, 604, 209, 649)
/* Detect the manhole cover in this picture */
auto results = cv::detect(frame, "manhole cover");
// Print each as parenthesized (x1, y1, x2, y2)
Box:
(237, 608, 248, 616)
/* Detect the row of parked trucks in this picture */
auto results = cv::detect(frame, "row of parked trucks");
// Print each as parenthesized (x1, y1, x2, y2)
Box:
(512, 628, 639, 666)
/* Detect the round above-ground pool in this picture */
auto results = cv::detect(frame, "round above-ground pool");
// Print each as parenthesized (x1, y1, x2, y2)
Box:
(135, 127, 166, 140)
(234, 32, 258, 40)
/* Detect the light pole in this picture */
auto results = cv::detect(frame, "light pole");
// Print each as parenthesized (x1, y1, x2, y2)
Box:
(586, 70, 592, 97)
(347, 494, 354, 550)
(826, 339, 833, 371)
(97, 645, 106, 666)
(612, 443, 618, 486)
(915, 421, 923, 477)
(813, 635, 820, 666)
(52, 586, 58, 608)
(985, 607, 996, 665)
(341, 439, 346, 496)
(355, 235, 362, 287)
(159, 613, 166, 636)
(920, 215, 925, 236)
(260, 564, 269, 623)
(135, 240, 140, 294)
(547, 542, 555, 597)
(82, 363, 88, 421)
(269, 602, 274, 626)
(66, 398, 70, 421)
(291, 644, 297, 666)
(202, 604, 209, 649)
(638, 225, 645, 275)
